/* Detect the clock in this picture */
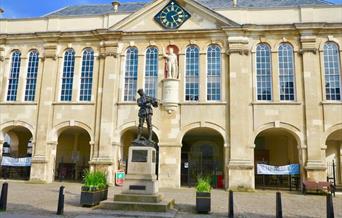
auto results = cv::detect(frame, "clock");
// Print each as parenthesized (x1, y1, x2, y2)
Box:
(154, 1, 191, 29)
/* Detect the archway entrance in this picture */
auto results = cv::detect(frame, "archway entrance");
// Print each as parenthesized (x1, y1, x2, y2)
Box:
(120, 128, 159, 173)
(55, 127, 91, 181)
(254, 128, 300, 190)
(325, 129, 342, 185)
(0, 126, 33, 180)
(181, 128, 224, 188)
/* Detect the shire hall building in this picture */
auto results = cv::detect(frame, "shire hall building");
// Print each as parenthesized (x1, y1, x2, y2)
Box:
(0, 0, 341, 190)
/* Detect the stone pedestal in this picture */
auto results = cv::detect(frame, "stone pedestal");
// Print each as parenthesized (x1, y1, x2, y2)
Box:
(99, 144, 174, 212)
(123, 146, 158, 195)
(162, 78, 179, 113)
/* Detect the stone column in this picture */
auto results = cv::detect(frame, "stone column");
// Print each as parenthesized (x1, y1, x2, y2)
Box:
(227, 36, 254, 191)
(299, 35, 326, 181)
(30, 42, 58, 183)
(158, 143, 181, 188)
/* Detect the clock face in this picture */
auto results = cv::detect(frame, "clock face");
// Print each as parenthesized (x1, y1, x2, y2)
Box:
(154, 1, 191, 29)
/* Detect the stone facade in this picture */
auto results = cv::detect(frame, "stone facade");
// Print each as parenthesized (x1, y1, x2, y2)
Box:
(0, 0, 341, 190)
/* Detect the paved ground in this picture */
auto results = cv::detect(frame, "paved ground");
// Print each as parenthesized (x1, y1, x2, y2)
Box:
(0, 180, 341, 218)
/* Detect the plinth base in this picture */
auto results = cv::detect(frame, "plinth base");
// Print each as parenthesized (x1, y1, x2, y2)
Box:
(99, 193, 175, 212)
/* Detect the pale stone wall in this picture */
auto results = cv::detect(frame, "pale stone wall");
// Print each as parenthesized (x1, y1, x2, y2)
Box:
(0, 1, 341, 189)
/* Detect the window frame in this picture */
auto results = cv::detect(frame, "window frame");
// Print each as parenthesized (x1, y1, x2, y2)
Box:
(6, 50, 22, 102)
(144, 46, 159, 98)
(60, 48, 76, 102)
(79, 48, 95, 102)
(24, 50, 39, 102)
(185, 45, 200, 102)
(123, 47, 139, 102)
(278, 43, 296, 102)
(206, 44, 222, 102)
(323, 41, 342, 101)
(255, 43, 273, 101)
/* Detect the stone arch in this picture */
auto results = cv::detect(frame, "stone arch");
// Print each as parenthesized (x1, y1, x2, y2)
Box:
(251, 41, 272, 53)
(319, 37, 341, 51)
(253, 122, 304, 148)
(180, 124, 226, 188)
(49, 120, 94, 143)
(272, 39, 299, 52)
(323, 123, 342, 145)
(0, 120, 35, 142)
(177, 121, 227, 146)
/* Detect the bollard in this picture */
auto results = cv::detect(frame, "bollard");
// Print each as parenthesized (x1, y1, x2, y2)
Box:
(228, 190, 234, 218)
(0, 182, 8, 211)
(326, 194, 334, 218)
(56, 186, 65, 215)
(276, 192, 283, 218)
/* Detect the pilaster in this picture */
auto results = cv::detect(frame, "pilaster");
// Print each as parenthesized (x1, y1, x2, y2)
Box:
(92, 41, 118, 180)
(300, 35, 326, 180)
(30, 42, 58, 183)
(226, 35, 255, 190)
(158, 142, 181, 188)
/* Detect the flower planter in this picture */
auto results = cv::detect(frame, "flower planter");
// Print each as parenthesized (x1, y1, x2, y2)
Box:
(101, 187, 108, 201)
(196, 192, 211, 213)
(80, 187, 103, 207)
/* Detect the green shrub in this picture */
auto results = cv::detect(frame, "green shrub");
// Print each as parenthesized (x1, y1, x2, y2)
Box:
(83, 170, 107, 191)
(196, 177, 211, 193)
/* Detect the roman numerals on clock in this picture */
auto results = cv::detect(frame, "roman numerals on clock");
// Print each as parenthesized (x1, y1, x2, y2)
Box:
(154, 0, 191, 29)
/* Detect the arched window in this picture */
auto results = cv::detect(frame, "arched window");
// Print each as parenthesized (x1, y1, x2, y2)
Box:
(185, 45, 199, 101)
(278, 43, 295, 101)
(256, 43, 272, 101)
(60, 49, 75, 101)
(145, 47, 158, 98)
(324, 42, 341, 101)
(79, 48, 94, 101)
(24, 50, 39, 101)
(207, 45, 221, 101)
(7, 50, 21, 101)
(124, 47, 138, 101)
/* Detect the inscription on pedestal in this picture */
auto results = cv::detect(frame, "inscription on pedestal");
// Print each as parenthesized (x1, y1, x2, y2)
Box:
(129, 185, 146, 190)
(132, 150, 148, 162)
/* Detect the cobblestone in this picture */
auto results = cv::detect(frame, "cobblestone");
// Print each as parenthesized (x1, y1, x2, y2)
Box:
(0, 180, 341, 217)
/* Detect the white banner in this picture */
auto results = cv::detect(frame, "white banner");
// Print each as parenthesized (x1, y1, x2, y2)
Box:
(257, 164, 300, 175)
(1, 156, 32, 167)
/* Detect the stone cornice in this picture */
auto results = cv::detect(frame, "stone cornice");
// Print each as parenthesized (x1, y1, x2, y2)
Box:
(227, 36, 249, 55)
(223, 23, 342, 33)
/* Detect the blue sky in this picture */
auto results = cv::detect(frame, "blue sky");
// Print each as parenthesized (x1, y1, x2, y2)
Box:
(0, 0, 341, 18)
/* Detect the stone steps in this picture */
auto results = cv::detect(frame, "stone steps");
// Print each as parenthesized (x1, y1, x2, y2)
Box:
(99, 198, 175, 212)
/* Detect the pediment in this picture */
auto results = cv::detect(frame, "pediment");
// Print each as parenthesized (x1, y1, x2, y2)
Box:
(109, 0, 239, 32)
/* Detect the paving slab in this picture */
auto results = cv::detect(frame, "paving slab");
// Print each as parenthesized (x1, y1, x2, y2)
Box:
(0, 180, 341, 218)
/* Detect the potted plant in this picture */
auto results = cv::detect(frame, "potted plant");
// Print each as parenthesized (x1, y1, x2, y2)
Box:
(196, 177, 211, 213)
(80, 170, 108, 206)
